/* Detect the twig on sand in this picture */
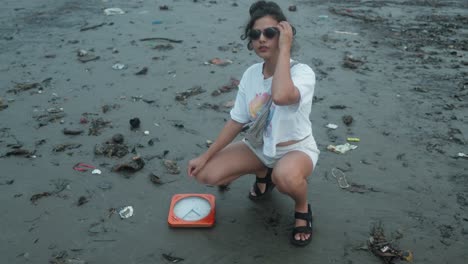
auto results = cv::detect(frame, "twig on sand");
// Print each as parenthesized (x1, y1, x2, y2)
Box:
(139, 37, 183, 43)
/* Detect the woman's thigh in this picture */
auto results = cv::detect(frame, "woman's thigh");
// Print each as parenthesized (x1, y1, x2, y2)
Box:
(196, 141, 266, 185)
(271, 151, 314, 187)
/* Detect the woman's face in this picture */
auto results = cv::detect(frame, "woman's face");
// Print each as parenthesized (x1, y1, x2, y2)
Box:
(250, 16, 280, 61)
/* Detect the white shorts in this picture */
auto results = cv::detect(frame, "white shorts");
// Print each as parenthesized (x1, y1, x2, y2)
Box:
(242, 135, 320, 169)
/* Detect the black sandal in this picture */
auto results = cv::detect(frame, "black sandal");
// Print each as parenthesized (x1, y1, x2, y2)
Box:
(248, 168, 275, 200)
(290, 204, 313, 247)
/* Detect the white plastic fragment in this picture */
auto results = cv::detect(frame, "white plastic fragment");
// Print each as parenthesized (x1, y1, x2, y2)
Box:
(326, 123, 338, 129)
(112, 63, 126, 70)
(91, 169, 102, 175)
(119, 206, 134, 219)
(104, 8, 125, 16)
(144, 130, 150, 135)
(327, 143, 358, 154)
(458, 152, 467, 158)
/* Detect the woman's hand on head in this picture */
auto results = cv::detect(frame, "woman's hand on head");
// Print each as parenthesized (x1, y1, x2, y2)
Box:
(277, 21, 293, 52)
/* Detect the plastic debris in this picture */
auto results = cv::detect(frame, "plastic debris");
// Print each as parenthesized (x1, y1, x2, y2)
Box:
(104, 8, 125, 16)
(144, 130, 150, 135)
(152, 20, 163, 25)
(118, 206, 134, 219)
(342, 115, 354, 126)
(458, 152, 467, 159)
(77, 49, 100, 63)
(347, 137, 360, 142)
(73, 163, 95, 172)
(327, 143, 358, 154)
(112, 63, 126, 70)
(135, 67, 148, 75)
(206, 58, 233, 66)
(368, 222, 414, 263)
(288, 5, 297, 12)
(91, 169, 101, 175)
(162, 253, 184, 263)
(326, 123, 338, 129)
(175, 86, 205, 104)
(331, 168, 350, 188)
(129, 117, 141, 129)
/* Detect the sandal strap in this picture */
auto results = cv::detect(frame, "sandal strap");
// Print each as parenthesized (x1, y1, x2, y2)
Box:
(292, 226, 312, 235)
(294, 204, 313, 222)
(255, 168, 273, 183)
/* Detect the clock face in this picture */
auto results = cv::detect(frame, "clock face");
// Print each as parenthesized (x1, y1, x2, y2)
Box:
(172, 196, 212, 221)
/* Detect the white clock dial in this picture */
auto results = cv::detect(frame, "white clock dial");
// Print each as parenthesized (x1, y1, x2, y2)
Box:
(173, 196, 212, 221)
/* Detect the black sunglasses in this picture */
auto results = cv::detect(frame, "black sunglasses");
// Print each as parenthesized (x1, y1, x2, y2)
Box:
(248, 27, 279, 40)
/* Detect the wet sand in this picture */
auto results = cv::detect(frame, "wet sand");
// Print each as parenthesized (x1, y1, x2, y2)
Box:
(1, 0, 467, 263)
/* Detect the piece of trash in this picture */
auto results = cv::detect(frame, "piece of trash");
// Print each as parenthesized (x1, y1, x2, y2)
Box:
(162, 253, 184, 263)
(53, 143, 82, 152)
(104, 8, 125, 16)
(112, 63, 126, 70)
(163, 159, 180, 174)
(4, 148, 35, 157)
(135, 67, 148, 75)
(112, 133, 124, 144)
(159, 5, 169, 10)
(206, 140, 213, 147)
(30, 192, 52, 204)
(88, 118, 112, 136)
(139, 37, 183, 43)
(149, 173, 163, 185)
(175, 86, 206, 104)
(342, 115, 353, 126)
(152, 20, 163, 25)
(458, 152, 468, 159)
(223, 100, 235, 108)
(112, 156, 145, 173)
(288, 5, 297, 12)
(144, 130, 150, 135)
(343, 54, 365, 69)
(73, 163, 95, 172)
(129, 117, 141, 129)
(334, 30, 358, 35)
(206, 57, 233, 66)
(63, 128, 84, 135)
(330, 105, 346, 110)
(347, 137, 360, 142)
(211, 78, 239, 96)
(368, 222, 414, 263)
(326, 123, 338, 129)
(327, 143, 358, 154)
(331, 168, 350, 188)
(77, 49, 100, 63)
(77, 196, 89, 206)
(94, 139, 129, 158)
(80, 22, 107, 32)
(318, 15, 329, 19)
(118, 206, 134, 219)
(92, 169, 102, 175)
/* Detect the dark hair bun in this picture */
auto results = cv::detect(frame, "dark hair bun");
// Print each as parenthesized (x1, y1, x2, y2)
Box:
(249, 1, 281, 16)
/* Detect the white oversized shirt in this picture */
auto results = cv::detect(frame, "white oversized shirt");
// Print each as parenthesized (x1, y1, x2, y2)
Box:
(230, 61, 316, 157)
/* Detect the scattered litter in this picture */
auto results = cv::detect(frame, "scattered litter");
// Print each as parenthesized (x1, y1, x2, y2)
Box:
(457, 152, 467, 159)
(318, 15, 329, 19)
(211, 78, 239, 96)
(331, 168, 350, 188)
(112, 156, 145, 173)
(129, 117, 141, 129)
(327, 143, 358, 154)
(223, 100, 235, 108)
(163, 159, 180, 174)
(94, 137, 129, 158)
(30, 192, 52, 204)
(152, 20, 163, 25)
(63, 128, 84, 135)
(330, 105, 346, 110)
(162, 253, 184, 263)
(149, 173, 163, 185)
(135, 67, 148, 75)
(77, 196, 89, 206)
(347, 183, 380, 193)
(104, 8, 125, 16)
(152, 43, 174, 51)
(288, 5, 297, 12)
(139, 37, 183, 43)
(53, 143, 82, 152)
(102, 103, 120, 113)
(88, 118, 112, 136)
(4, 148, 35, 157)
(206, 139, 213, 147)
(205, 58, 233, 66)
(118, 206, 134, 219)
(112, 63, 126, 70)
(347, 137, 360, 142)
(77, 49, 100, 63)
(159, 5, 169, 10)
(80, 23, 107, 32)
(326, 123, 338, 129)
(175, 86, 205, 104)
(334, 30, 358, 35)
(368, 222, 414, 263)
(342, 115, 353, 126)
(73, 163, 95, 172)
(144, 130, 150, 135)
(92, 169, 101, 175)
(343, 54, 365, 69)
